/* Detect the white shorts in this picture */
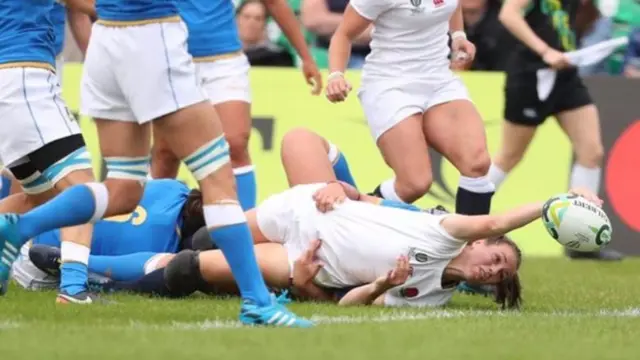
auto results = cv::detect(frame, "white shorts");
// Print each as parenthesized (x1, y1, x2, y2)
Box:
(358, 76, 471, 141)
(0, 67, 82, 166)
(196, 54, 251, 105)
(81, 21, 207, 123)
(256, 183, 325, 272)
(56, 55, 64, 86)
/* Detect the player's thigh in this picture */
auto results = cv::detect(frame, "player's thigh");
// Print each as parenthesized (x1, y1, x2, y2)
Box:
(359, 82, 431, 183)
(114, 21, 207, 124)
(199, 243, 290, 291)
(0, 68, 83, 170)
(280, 128, 336, 187)
(423, 99, 490, 176)
(80, 24, 133, 122)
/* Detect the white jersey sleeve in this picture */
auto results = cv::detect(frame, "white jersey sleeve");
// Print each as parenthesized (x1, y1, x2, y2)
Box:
(350, 0, 391, 20)
(383, 256, 456, 308)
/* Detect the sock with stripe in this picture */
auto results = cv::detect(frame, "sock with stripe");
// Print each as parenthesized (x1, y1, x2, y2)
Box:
(204, 203, 271, 306)
(327, 143, 357, 188)
(89, 252, 158, 282)
(456, 175, 495, 215)
(234, 166, 257, 211)
(16, 183, 109, 242)
(488, 163, 507, 190)
(0, 174, 11, 200)
(60, 241, 90, 296)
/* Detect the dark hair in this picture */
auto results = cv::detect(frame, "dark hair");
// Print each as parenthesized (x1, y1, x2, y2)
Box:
(236, 0, 268, 17)
(486, 236, 523, 310)
(180, 189, 206, 240)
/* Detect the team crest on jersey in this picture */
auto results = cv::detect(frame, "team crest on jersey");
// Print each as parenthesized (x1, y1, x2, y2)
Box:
(400, 287, 419, 298)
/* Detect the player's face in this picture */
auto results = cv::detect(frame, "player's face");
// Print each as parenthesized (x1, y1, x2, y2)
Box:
(237, 3, 267, 45)
(463, 240, 519, 285)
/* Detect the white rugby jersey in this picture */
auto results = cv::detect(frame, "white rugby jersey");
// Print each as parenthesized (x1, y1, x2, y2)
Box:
(350, 0, 458, 81)
(306, 199, 466, 308)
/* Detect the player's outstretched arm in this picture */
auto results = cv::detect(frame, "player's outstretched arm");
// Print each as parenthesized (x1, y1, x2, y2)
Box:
(440, 188, 603, 241)
(439, 202, 544, 242)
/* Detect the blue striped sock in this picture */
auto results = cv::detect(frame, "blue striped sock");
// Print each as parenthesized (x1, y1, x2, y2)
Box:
(333, 152, 357, 189)
(60, 262, 89, 296)
(89, 252, 157, 281)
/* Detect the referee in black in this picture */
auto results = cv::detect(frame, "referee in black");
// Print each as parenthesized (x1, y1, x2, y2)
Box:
(487, 0, 623, 261)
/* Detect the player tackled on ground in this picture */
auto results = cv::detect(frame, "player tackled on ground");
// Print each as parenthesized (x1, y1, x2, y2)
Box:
(0, 0, 312, 327)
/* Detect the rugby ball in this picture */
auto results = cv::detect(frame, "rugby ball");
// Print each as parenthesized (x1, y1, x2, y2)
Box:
(542, 194, 612, 252)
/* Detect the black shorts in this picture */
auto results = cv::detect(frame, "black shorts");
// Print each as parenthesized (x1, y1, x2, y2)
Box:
(504, 69, 593, 126)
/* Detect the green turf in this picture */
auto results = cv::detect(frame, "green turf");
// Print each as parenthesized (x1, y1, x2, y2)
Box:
(1, 258, 638, 360)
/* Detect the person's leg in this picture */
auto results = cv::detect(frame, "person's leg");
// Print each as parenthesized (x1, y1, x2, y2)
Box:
(198, 243, 291, 294)
(490, 122, 538, 189)
(553, 76, 621, 261)
(372, 115, 433, 203)
(280, 128, 356, 187)
(148, 21, 309, 326)
(489, 77, 544, 190)
(205, 55, 256, 211)
(0, 66, 97, 299)
(423, 99, 493, 215)
(150, 128, 181, 179)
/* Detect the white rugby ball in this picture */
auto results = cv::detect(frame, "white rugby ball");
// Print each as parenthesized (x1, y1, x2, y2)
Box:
(542, 194, 612, 252)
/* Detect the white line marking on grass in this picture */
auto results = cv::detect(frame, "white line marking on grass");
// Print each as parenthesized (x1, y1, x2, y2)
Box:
(3, 309, 640, 331)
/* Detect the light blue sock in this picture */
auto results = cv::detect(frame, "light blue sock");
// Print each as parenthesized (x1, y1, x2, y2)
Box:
(60, 262, 89, 296)
(234, 166, 257, 210)
(17, 184, 101, 242)
(332, 152, 357, 189)
(205, 204, 271, 306)
(89, 252, 157, 281)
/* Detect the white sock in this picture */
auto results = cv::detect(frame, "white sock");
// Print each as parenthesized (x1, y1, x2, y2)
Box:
(60, 241, 90, 266)
(380, 178, 405, 203)
(458, 175, 495, 193)
(488, 163, 507, 190)
(232, 165, 255, 176)
(570, 164, 601, 193)
(327, 143, 339, 163)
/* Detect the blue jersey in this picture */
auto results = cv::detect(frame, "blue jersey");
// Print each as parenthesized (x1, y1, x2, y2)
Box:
(51, 2, 66, 56)
(0, 0, 56, 67)
(96, 0, 178, 22)
(178, 0, 241, 58)
(34, 180, 190, 255)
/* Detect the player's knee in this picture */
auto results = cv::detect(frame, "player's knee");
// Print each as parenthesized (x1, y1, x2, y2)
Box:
(163, 249, 205, 298)
(457, 148, 491, 177)
(575, 142, 604, 168)
(105, 179, 144, 214)
(151, 142, 180, 168)
(226, 132, 251, 166)
(396, 171, 433, 199)
(281, 128, 323, 152)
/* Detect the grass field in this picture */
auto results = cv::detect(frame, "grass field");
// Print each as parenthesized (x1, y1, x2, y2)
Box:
(1, 257, 638, 360)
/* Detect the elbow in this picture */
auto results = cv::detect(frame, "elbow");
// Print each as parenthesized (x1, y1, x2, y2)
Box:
(497, 8, 512, 25)
(485, 217, 506, 237)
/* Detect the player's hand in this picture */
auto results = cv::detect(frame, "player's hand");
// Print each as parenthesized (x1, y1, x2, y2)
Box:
(375, 255, 412, 290)
(313, 182, 347, 213)
(542, 48, 571, 70)
(568, 187, 603, 207)
(450, 38, 476, 71)
(325, 73, 352, 103)
(302, 59, 323, 96)
(292, 239, 324, 287)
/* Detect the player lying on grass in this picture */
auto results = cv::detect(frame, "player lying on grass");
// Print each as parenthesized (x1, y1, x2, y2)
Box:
(25, 128, 587, 310)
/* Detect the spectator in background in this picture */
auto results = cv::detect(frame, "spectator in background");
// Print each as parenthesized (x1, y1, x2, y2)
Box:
(301, 0, 371, 68)
(237, 0, 295, 66)
(576, 0, 612, 76)
(623, 28, 640, 78)
(462, 0, 511, 71)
